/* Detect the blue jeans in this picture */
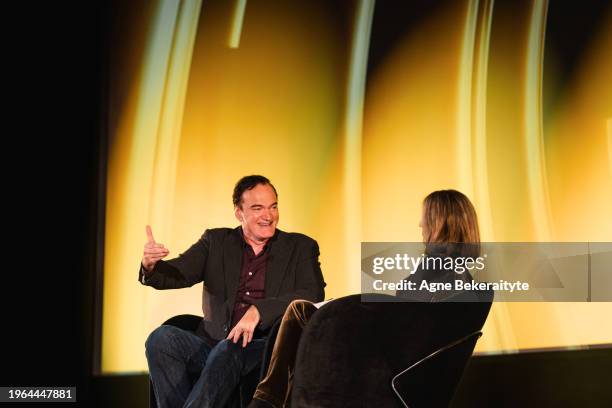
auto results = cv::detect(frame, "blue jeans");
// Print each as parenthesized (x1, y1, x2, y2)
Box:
(146, 325, 266, 408)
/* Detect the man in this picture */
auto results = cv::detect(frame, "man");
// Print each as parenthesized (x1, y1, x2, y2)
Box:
(141, 175, 326, 407)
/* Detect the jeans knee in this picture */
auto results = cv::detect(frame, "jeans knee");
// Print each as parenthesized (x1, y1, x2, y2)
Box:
(210, 339, 243, 365)
(145, 325, 176, 359)
(215, 339, 241, 354)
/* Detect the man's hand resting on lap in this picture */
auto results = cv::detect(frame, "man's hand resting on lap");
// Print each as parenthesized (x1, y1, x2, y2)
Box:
(227, 305, 261, 348)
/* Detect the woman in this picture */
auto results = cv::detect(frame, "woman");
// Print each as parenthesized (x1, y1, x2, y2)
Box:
(248, 189, 481, 407)
(401, 189, 481, 301)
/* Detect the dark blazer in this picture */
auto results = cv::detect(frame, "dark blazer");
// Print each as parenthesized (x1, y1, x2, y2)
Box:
(139, 227, 326, 341)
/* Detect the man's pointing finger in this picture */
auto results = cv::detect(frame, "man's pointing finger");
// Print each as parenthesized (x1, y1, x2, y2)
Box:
(146, 225, 156, 243)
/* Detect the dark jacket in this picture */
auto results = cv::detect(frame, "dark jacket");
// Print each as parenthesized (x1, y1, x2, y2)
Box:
(139, 227, 326, 341)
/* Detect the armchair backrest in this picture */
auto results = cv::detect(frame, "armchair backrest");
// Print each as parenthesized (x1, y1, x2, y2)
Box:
(292, 290, 493, 407)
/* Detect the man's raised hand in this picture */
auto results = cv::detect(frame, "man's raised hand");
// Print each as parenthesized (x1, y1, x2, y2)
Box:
(142, 225, 169, 272)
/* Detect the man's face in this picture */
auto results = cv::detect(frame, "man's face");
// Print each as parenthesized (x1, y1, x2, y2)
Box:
(235, 183, 279, 243)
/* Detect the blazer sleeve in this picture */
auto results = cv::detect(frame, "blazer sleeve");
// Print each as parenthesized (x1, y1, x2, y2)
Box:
(252, 238, 326, 329)
(138, 230, 210, 289)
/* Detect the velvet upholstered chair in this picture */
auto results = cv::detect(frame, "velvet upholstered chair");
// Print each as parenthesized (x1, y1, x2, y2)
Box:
(148, 314, 280, 408)
(291, 290, 494, 407)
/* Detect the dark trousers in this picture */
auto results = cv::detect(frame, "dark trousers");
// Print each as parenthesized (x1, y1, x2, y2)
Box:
(146, 325, 266, 408)
(252, 300, 318, 407)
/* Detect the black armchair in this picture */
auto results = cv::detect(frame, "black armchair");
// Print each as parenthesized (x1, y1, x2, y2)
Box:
(291, 290, 493, 407)
(148, 314, 281, 408)
(391, 330, 483, 407)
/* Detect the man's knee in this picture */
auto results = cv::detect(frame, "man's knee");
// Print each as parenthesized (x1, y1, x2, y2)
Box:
(213, 339, 242, 356)
(145, 325, 179, 359)
(208, 339, 246, 367)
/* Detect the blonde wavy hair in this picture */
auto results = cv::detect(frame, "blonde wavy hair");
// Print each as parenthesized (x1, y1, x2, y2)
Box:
(421, 189, 480, 257)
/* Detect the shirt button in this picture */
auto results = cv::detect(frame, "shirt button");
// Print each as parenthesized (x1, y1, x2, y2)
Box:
(246, 291, 250, 296)
(248, 272, 253, 276)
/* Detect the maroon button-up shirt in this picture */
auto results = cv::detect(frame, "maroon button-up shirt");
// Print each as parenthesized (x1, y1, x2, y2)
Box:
(230, 236, 269, 329)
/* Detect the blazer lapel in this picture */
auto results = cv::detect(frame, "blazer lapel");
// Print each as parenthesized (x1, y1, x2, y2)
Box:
(224, 228, 243, 309)
(265, 230, 292, 297)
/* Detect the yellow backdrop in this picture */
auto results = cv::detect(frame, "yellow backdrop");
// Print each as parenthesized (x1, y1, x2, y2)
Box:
(103, 0, 612, 373)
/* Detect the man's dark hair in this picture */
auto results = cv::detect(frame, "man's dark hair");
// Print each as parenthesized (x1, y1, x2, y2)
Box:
(232, 175, 278, 207)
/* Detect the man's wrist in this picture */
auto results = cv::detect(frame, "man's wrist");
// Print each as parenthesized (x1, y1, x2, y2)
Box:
(249, 304, 261, 323)
(141, 262, 155, 276)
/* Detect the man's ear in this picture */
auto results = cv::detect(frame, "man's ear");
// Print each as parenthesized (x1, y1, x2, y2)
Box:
(234, 206, 243, 222)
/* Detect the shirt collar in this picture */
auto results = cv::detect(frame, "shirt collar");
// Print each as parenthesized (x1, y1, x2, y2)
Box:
(237, 226, 278, 251)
